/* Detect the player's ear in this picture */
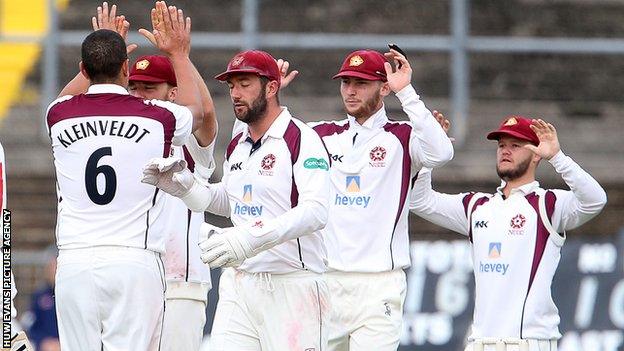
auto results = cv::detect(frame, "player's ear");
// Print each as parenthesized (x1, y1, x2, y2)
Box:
(121, 59, 129, 77)
(168, 86, 178, 101)
(79, 61, 90, 80)
(265, 80, 279, 99)
(380, 81, 392, 97)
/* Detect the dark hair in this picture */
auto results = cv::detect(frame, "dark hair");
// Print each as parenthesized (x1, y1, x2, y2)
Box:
(81, 29, 127, 83)
(259, 76, 279, 105)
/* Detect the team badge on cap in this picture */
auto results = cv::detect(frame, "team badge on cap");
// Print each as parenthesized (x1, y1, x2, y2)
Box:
(231, 55, 245, 67)
(349, 55, 364, 67)
(504, 117, 518, 126)
(135, 59, 150, 70)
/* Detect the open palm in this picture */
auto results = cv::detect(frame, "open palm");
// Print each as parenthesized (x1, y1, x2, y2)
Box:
(524, 119, 560, 160)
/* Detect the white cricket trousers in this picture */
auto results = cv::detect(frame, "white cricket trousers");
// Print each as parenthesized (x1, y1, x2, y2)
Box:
(327, 270, 407, 351)
(161, 281, 210, 351)
(210, 268, 329, 351)
(55, 246, 166, 351)
(464, 339, 558, 351)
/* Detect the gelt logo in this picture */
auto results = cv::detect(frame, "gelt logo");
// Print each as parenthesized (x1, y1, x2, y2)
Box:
(346, 176, 360, 193)
(242, 184, 252, 203)
(488, 242, 502, 258)
(349, 55, 364, 67)
(136, 59, 150, 70)
(504, 117, 518, 126)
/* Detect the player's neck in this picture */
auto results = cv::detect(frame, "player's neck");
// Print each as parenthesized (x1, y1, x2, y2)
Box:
(502, 172, 536, 198)
(247, 104, 283, 142)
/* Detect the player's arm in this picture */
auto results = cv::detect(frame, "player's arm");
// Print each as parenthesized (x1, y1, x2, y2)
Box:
(384, 49, 454, 169)
(58, 2, 135, 97)
(148, 2, 203, 131)
(139, 7, 217, 148)
(198, 129, 331, 268)
(524, 119, 607, 232)
(409, 168, 472, 236)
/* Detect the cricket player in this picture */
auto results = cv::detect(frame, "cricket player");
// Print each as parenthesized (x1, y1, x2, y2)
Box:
(305, 49, 453, 350)
(56, 3, 217, 349)
(47, 3, 203, 349)
(410, 116, 607, 351)
(142, 49, 331, 350)
(128, 53, 216, 351)
(1, 141, 35, 351)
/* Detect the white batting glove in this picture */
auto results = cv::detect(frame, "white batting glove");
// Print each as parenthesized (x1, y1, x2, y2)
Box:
(198, 223, 252, 268)
(141, 157, 195, 197)
(11, 331, 34, 351)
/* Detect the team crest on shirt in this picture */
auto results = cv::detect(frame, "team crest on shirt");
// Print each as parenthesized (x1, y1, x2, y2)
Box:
(369, 146, 386, 167)
(508, 213, 526, 235)
(258, 153, 276, 176)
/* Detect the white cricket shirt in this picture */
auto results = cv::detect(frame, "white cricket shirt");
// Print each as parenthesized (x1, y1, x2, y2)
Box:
(205, 108, 330, 274)
(309, 84, 454, 272)
(47, 84, 193, 253)
(410, 151, 607, 340)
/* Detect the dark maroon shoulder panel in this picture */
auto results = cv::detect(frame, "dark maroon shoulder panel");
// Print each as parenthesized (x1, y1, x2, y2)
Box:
(226, 132, 244, 161)
(312, 121, 350, 138)
(47, 94, 177, 157)
(525, 191, 553, 293)
(468, 196, 490, 242)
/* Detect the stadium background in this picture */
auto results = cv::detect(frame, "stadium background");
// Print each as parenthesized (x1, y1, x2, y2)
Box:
(1, 0, 623, 350)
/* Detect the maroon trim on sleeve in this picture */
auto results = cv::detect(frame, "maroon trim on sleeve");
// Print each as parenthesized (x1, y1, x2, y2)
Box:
(283, 121, 302, 208)
(182, 146, 195, 173)
(525, 192, 552, 293)
(383, 122, 412, 269)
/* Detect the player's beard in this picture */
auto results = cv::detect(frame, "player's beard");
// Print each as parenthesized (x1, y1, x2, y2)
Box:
(234, 86, 267, 125)
(345, 90, 383, 120)
(497, 155, 532, 181)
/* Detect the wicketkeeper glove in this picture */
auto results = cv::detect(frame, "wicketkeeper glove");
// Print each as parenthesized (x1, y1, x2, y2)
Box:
(198, 220, 281, 268)
(11, 331, 34, 351)
(141, 157, 195, 197)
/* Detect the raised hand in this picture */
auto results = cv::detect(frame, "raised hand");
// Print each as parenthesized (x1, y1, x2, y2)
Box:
(91, 2, 136, 53)
(432, 110, 455, 142)
(383, 48, 412, 93)
(148, 1, 191, 58)
(524, 119, 561, 160)
(276, 58, 299, 90)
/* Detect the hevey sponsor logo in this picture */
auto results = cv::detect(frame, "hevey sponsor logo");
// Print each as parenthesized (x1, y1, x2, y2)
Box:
(479, 242, 509, 275)
(234, 184, 263, 216)
(334, 175, 371, 208)
(259, 153, 276, 176)
(369, 146, 386, 167)
(509, 213, 526, 235)
(303, 157, 329, 170)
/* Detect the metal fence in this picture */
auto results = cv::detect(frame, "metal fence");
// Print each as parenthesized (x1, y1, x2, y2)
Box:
(2, 0, 624, 143)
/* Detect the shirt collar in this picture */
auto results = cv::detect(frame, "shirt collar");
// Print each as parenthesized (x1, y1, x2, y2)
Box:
(496, 179, 540, 197)
(237, 107, 293, 144)
(347, 104, 388, 130)
(86, 84, 129, 95)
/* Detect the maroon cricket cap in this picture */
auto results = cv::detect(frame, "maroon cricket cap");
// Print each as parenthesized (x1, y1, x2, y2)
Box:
(487, 116, 540, 146)
(215, 50, 281, 84)
(129, 55, 177, 86)
(333, 49, 388, 82)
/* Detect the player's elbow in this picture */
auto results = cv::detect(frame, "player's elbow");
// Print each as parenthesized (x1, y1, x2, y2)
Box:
(422, 145, 454, 169)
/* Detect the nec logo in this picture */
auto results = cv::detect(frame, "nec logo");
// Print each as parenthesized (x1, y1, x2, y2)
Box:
(230, 162, 242, 171)
(474, 221, 488, 228)
(330, 154, 343, 163)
